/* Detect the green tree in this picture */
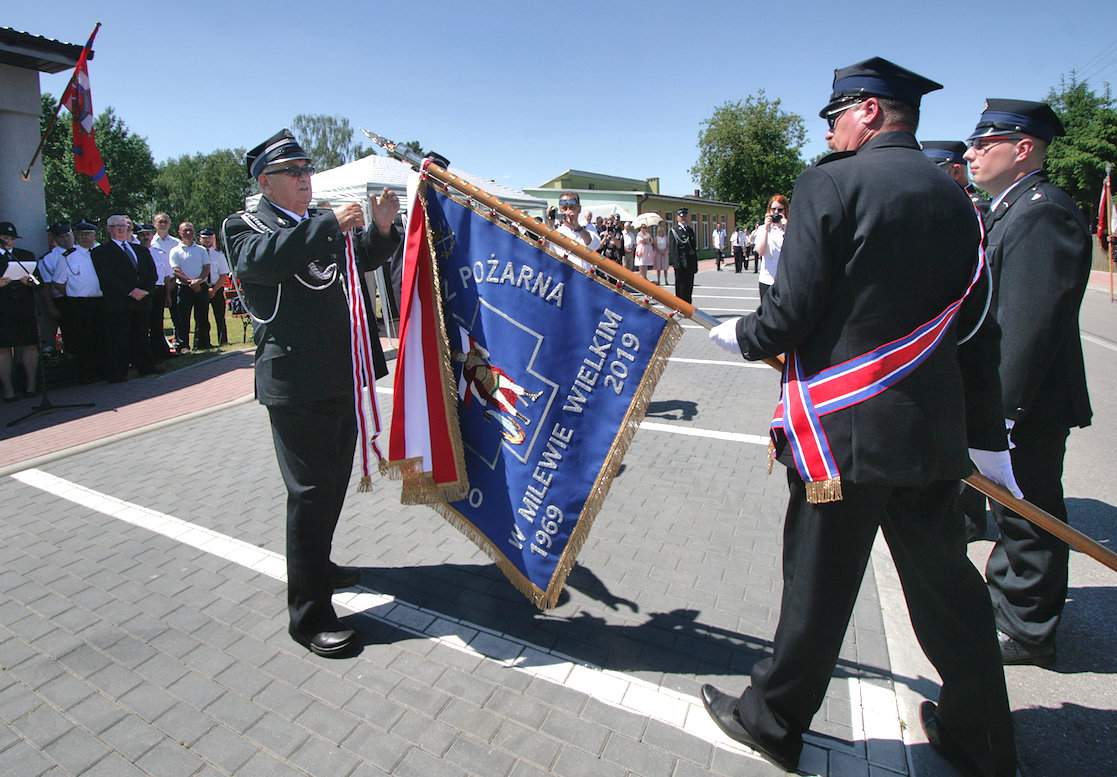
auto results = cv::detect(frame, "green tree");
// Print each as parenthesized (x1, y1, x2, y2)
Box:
(40, 94, 158, 227)
(153, 149, 251, 237)
(291, 114, 370, 170)
(691, 91, 807, 223)
(1045, 74, 1117, 225)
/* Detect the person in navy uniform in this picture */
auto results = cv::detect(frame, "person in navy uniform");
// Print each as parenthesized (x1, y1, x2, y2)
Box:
(964, 100, 1093, 668)
(923, 140, 990, 219)
(92, 214, 159, 382)
(667, 207, 698, 303)
(702, 58, 1019, 776)
(222, 129, 401, 657)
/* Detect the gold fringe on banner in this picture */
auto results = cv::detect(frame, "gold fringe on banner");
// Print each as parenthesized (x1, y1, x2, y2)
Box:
(805, 477, 843, 504)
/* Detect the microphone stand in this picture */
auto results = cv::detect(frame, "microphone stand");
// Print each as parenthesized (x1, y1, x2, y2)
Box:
(8, 275, 94, 428)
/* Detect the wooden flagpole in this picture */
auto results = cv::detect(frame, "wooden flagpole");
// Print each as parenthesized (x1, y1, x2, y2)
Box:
(367, 132, 1117, 576)
(20, 22, 102, 182)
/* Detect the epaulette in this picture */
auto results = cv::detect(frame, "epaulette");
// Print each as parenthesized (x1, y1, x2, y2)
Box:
(815, 150, 856, 166)
(237, 210, 272, 234)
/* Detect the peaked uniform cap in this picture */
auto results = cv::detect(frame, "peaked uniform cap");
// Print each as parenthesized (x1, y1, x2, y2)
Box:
(820, 56, 942, 117)
(245, 129, 311, 178)
(921, 141, 968, 164)
(966, 99, 1065, 143)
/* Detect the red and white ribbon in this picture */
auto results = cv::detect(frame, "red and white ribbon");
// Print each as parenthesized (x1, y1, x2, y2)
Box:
(342, 231, 384, 490)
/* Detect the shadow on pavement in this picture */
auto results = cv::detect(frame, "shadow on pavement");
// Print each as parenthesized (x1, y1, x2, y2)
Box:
(1013, 703, 1117, 777)
(646, 399, 698, 421)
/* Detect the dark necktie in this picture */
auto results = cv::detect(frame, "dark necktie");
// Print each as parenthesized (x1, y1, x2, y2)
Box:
(122, 241, 137, 268)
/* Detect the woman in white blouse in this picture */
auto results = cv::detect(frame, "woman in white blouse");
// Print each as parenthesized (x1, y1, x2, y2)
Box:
(754, 194, 789, 303)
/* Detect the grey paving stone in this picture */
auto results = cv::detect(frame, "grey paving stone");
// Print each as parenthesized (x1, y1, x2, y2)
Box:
(349, 765, 392, 777)
(153, 703, 214, 747)
(299, 667, 360, 708)
(340, 686, 406, 730)
(339, 721, 410, 771)
(118, 682, 178, 722)
(446, 732, 517, 777)
(41, 726, 111, 774)
(641, 718, 713, 766)
(288, 733, 362, 777)
(602, 733, 677, 777)
(99, 713, 165, 760)
(388, 708, 458, 756)
(483, 685, 552, 730)
(81, 752, 150, 777)
(167, 671, 226, 710)
(35, 672, 94, 711)
(63, 692, 126, 735)
(510, 761, 550, 777)
(190, 722, 257, 773)
(235, 749, 307, 777)
(148, 628, 202, 660)
(9, 654, 65, 690)
(552, 743, 627, 777)
(295, 699, 361, 745)
(10, 703, 73, 749)
(437, 697, 504, 741)
(254, 678, 314, 720)
(393, 745, 469, 777)
(132, 651, 190, 689)
(435, 666, 498, 707)
(542, 707, 610, 755)
(390, 650, 450, 686)
(205, 691, 266, 734)
(243, 711, 309, 758)
(0, 739, 57, 777)
(181, 643, 237, 677)
(491, 719, 562, 770)
(389, 678, 453, 718)
(525, 677, 587, 715)
(710, 745, 786, 776)
(136, 739, 206, 777)
(87, 661, 143, 699)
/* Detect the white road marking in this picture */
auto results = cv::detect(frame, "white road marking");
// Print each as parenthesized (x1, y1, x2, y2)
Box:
(1082, 332, 1117, 354)
(691, 294, 760, 300)
(668, 357, 770, 369)
(639, 421, 769, 446)
(9, 467, 893, 775)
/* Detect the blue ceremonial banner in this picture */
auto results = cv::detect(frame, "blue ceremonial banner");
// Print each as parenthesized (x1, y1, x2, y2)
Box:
(386, 180, 681, 608)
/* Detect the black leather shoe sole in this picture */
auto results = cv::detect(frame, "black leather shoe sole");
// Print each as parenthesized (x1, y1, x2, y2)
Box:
(289, 627, 357, 657)
(920, 701, 985, 777)
(700, 684, 798, 771)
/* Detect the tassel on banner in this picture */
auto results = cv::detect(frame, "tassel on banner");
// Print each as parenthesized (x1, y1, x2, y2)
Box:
(806, 477, 843, 504)
(358, 476, 373, 493)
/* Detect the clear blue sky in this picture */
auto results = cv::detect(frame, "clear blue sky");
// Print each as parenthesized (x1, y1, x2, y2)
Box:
(9, 0, 1117, 197)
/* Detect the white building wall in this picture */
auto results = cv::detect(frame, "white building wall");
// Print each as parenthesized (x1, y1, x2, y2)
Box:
(0, 63, 48, 257)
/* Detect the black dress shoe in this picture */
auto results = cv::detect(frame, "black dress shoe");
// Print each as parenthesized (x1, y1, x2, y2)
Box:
(288, 626, 357, 657)
(329, 566, 361, 590)
(700, 684, 798, 771)
(997, 630, 1055, 667)
(920, 701, 985, 777)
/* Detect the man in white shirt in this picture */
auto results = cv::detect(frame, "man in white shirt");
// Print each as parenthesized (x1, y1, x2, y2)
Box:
(151, 212, 180, 258)
(551, 191, 600, 271)
(52, 220, 104, 381)
(137, 223, 173, 361)
(37, 223, 73, 352)
(199, 227, 231, 346)
(730, 225, 747, 273)
(168, 222, 211, 351)
(712, 221, 727, 271)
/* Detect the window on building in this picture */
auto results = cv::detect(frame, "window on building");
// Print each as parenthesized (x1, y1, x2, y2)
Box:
(701, 214, 709, 249)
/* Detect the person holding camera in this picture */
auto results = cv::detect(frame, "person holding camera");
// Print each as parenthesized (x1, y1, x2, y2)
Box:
(755, 195, 789, 302)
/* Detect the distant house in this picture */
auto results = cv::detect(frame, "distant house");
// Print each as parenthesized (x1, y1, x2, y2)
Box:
(524, 169, 739, 257)
(0, 27, 83, 256)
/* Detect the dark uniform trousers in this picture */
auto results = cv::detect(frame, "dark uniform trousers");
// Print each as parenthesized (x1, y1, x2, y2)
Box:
(209, 288, 228, 345)
(62, 297, 104, 381)
(732, 245, 745, 273)
(174, 283, 210, 349)
(986, 419, 1070, 646)
(674, 269, 695, 304)
(102, 299, 153, 381)
(739, 472, 1015, 776)
(267, 398, 357, 634)
(149, 285, 171, 360)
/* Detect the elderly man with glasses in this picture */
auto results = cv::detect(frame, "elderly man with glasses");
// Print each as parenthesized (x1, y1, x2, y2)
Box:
(963, 100, 1093, 670)
(702, 57, 1019, 776)
(91, 215, 159, 382)
(222, 129, 400, 657)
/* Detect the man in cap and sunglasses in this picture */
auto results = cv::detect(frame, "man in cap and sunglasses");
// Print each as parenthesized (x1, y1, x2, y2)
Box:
(923, 140, 990, 218)
(963, 100, 1092, 669)
(222, 129, 400, 657)
(701, 58, 1019, 776)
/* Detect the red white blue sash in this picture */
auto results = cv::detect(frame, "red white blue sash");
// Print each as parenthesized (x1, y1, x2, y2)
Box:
(343, 232, 385, 491)
(770, 218, 987, 503)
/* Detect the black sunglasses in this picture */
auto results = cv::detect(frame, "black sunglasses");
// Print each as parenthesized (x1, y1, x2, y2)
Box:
(558, 199, 579, 208)
(266, 165, 316, 178)
(825, 100, 863, 131)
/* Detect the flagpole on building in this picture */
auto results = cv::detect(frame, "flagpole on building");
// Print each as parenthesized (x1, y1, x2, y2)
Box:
(19, 22, 102, 182)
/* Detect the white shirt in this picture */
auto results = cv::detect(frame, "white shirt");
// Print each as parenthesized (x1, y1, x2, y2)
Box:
(169, 243, 209, 280)
(552, 223, 601, 271)
(730, 229, 746, 248)
(53, 246, 102, 297)
(38, 247, 66, 286)
(152, 233, 180, 258)
(147, 243, 174, 283)
(758, 225, 784, 286)
(712, 228, 726, 250)
(207, 249, 230, 284)
(989, 169, 1043, 212)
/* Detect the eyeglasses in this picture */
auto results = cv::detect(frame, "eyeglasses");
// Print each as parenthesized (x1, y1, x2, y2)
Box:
(770, 207, 785, 213)
(558, 199, 579, 208)
(967, 135, 1023, 154)
(265, 165, 316, 178)
(181, 228, 194, 234)
(825, 100, 863, 131)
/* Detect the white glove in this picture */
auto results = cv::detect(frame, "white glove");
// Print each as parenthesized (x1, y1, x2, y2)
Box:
(968, 448, 1023, 498)
(1005, 418, 1016, 449)
(709, 317, 742, 354)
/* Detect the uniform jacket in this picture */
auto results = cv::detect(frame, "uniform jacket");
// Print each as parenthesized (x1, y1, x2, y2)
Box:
(985, 172, 1092, 430)
(668, 223, 698, 271)
(736, 131, 1006, 486)
(222, 197, 401, 405)
(91, 241, 157, 310)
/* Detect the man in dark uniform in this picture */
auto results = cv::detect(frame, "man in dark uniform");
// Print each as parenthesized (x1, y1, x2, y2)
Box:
(667, 207, 698, 303)
(964, 100, 1093, 668)
(700, 58, 1019, 776)
(923, 140, 991, 219)
(92, 214, 159, 382)
(222, 129, 400, 657)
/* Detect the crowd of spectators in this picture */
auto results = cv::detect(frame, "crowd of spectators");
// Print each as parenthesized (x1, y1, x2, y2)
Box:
(0, 213, 232, 400)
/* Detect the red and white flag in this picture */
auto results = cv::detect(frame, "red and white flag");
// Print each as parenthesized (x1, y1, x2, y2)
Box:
(59, 25, 110, 195)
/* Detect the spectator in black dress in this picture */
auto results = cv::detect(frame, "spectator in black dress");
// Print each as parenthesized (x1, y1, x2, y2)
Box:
(0, 222, 40, 400)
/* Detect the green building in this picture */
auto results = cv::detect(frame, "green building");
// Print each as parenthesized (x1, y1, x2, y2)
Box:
(524, 170, 739, 258)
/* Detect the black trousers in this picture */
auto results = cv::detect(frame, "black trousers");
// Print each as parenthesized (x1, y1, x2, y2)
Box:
(149, 285, 171, 360)
(715, 249, 724, 270)
(738, 471, 1015, 776)
(986, 421, 1071, 646)
(673, 267, 695, 303)
(62, 297, 104, 380)
(267, 398, 357, 635)
(174, 284, 210, 349)
(209, 289, 228, 345)
(102, 300, 153, 381)
(732, 246, 744, 273)
(759, 282, 771, 304)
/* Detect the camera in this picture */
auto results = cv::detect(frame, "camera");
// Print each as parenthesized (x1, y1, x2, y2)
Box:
(771, 213, 782, 224)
